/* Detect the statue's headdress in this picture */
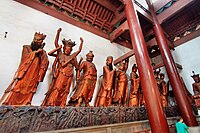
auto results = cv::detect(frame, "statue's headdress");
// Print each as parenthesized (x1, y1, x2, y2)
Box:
(62, 39, 76, 47)
(34, 32, 46, 40)
(191, 71, 199, 79)
(132, 64, 137, 69)
(86, 51, 94, 58)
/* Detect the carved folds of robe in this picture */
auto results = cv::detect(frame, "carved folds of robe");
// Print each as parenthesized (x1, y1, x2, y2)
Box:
(0, 45, 49, 105)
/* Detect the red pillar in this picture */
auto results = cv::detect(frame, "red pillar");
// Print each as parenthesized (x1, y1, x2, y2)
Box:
(146, 0, 198, 126)
(124, 0, 169, 132)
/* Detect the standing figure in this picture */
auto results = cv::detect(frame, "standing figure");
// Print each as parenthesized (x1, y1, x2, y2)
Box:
(0, 32, 49, 105)
(191, 71, 200, 96)
(68, 51, 97, 107)
(41, 28, 83, 107)
(158, 73, 169, 107)
(129, 64, 140, 107)
(112, 59, 129, 106)
(95, 56, 115, 107)
(191, 71, 200, 107)
(175, 118, 189, 133)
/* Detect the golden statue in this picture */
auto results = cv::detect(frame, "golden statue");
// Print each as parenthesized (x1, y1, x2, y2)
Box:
(129, 64, 140, 107)
(41, 28, 83, 107)
(191, 71, 200, 107)
(112, 59, 129, 106)
(158, 73, 169, 107)
(68, 51, 97, 107)
(95, 56, 115, 107)
(0, 32, 49, 105)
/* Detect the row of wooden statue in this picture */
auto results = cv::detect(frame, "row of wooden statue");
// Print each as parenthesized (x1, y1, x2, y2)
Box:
(0, 28, 170, 107)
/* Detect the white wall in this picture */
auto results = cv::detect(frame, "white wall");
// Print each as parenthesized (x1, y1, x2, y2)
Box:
(0, 0, 135, 106)
(172, 37, 200, 94)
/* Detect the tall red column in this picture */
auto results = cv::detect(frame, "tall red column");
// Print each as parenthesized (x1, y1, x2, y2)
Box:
(146, 0, 198, 126)
(124, 0, 169, 132)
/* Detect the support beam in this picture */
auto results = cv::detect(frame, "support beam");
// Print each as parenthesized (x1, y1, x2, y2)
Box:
(153, 62, 182, 70)
(110, 12, 126, 29)
(94, 0, 117, 13)
(15, 0, 109, 39)
(146, 0, 198, 126)
(157, 0, 195, 24)
(113, 50, 134, 65)
(124, 0, 170, 132)
(115, 40, 133, 49)
(110, 21, 129, 42)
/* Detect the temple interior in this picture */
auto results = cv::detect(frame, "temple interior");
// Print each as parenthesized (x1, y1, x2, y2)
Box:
(0, 0, 200, 133)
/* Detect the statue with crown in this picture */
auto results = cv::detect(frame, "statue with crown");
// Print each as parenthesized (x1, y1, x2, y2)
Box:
(191, 71, 200, 108)
(41, 28, 83, 107)
(0, 32, 49, 105)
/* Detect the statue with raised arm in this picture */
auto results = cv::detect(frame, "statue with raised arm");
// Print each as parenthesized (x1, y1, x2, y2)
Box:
(41, 28, 83, 107)
(112, 59, 129, 107)
(68, 51, 97, 107)
(129, 64, 140, 107)
(95, 56, 115, 107)
(158, 73, 169, 107)
(0, 32, 49, 105)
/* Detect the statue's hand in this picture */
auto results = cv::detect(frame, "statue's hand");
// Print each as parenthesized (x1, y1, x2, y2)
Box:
(37, 48, 43, 53)
(80, 37, 83, 43)
(57, 28, 62, 33)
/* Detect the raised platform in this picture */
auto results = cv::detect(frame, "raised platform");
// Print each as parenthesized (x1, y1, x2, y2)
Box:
(0, 105, 197, 132)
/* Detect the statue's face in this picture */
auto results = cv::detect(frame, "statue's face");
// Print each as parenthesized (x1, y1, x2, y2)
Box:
(64, 46, 72, 55)
(194, 76, 200, 83)
(33, 36, 43, 46)
(86, 56, 93, 62)
(106, 57, 113, 66)
(119, 62, 125, 70)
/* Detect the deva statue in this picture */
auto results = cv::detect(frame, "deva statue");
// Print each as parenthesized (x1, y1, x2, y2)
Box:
(41, 28, 83, 107)
(112, 59, 129, 106)
(0, 32, 49, 105)
(68, 51, 97, 107)
(95, 56, 115, 107)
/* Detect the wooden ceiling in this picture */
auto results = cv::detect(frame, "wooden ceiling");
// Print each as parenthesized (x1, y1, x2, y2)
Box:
(16, 0, 200, 50)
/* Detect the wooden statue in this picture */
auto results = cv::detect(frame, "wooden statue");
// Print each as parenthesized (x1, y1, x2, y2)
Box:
(0, 32, 49, 105)
(41, 28, 83, 107)
(112, 59, 129, 107)
(158, 73, 169, 107)
(95, 56, 115, 107)
(191, 71, 200, 107)
(68, 51, 97, 107)
(129, 64, 140, 107)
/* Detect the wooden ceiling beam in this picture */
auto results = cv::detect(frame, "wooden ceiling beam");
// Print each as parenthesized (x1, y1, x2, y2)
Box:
(114, 50, 134, 65)
(93, 0, 117, 13)
(174, 29, 200, 47)
(115, 40, 133, 49)
(157, 0, 195, 24)
(110, 20, 129, 42)
(153, 62, 182, 70)
(110, 11, 126, 29)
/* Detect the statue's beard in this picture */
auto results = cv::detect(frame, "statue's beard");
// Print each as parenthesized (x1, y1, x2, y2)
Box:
(31, 42, 42, 51)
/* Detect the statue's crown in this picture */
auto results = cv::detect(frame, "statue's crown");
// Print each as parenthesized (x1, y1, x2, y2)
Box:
(34, 32, 46, 40)
(86, 51, 94, 57)
(62, 39, 76, 47)
(191, 71, 199, 78)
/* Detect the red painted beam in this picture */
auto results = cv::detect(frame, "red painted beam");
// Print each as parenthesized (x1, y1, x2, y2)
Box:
(125, 0, 170, 132)
(115, 40, 133, 49)
(15, 0, 109, 39)
(157, 0, 195, 24)
(153, 62, 182, 70)
(110, 12, 126, 29)
(94, 0, 117, 13)
(110, 21, 129, 42)
(113, 50, 134, 65)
